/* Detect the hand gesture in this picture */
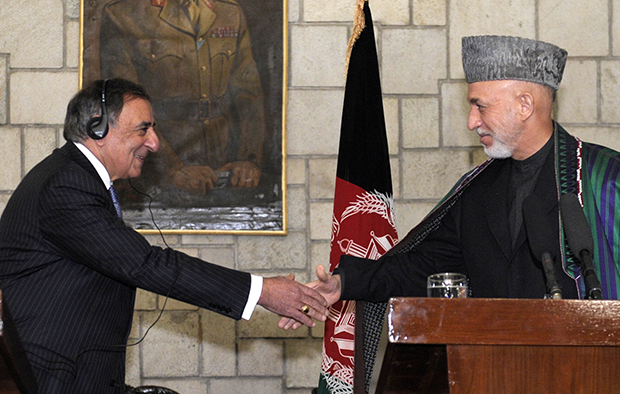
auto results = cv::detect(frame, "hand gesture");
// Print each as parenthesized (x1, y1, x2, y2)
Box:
(278, 265, 342, 330)
(259, 274, 328, 328)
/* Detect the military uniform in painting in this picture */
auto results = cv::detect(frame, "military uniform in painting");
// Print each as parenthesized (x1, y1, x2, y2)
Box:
(100, 0, 265, 192)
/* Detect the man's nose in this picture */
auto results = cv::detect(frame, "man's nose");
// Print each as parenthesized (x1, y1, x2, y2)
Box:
(146, 128, 159, 152)
(467, 107, 482, 130)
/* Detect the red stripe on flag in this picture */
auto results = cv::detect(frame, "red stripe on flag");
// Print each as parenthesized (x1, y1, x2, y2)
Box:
(321, 177, 397, 388)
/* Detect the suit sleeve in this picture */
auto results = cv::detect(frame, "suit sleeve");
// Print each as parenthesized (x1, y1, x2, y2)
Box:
(338, 203, 467, 302)
(38, 166, 251, 319)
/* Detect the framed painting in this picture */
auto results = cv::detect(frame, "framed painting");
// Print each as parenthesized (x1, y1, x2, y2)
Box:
(79, 0, 287, 234)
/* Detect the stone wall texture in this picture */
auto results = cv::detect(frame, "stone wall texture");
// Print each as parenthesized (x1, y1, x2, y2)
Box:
(1, 0, 619, 392)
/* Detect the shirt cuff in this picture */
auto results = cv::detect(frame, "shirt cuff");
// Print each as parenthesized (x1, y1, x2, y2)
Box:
(241, 274, 263, 320)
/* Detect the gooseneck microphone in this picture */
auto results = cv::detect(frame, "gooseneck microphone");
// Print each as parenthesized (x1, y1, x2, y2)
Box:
(559, 193, 603, 300)
(523, 196, 563, 299)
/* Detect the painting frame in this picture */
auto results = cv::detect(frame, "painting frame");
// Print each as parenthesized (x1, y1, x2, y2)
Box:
(79, 0, 288, 235)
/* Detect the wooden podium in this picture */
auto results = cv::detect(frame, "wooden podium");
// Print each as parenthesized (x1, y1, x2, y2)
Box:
(374, 298, 620, 394)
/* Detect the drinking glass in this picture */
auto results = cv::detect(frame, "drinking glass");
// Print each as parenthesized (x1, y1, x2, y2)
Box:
(427, 273, 468, 298)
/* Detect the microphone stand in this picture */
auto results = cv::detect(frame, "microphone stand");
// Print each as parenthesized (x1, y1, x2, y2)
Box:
(560, 193, 604, 300)
(578, 250, 603, 300)
(541, 251, 562, 299)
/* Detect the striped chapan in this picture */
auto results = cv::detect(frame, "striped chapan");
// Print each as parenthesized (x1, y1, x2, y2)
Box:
(556, 124, 620, 299)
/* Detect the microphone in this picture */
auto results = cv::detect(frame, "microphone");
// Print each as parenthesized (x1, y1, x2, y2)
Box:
(523, 196, 563, 299)
(559, 193, 603, 300)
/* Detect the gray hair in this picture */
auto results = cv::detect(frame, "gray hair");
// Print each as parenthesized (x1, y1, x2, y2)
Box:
(63, 78, 151, 142)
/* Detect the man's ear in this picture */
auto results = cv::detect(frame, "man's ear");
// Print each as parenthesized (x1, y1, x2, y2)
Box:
(518, 92, 535, 121)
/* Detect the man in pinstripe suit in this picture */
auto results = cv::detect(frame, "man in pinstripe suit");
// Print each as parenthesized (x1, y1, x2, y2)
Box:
(0, 78, 327, 393)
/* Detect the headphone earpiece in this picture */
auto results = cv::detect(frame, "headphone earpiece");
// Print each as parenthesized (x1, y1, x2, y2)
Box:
(87, 79, 109, 140)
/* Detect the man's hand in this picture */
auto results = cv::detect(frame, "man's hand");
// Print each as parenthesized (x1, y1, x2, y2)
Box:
(278, 265, 342, 330)
(218, 161, 261, 189)
(171, 165, 218, 195)
(259, 274, 328, 328)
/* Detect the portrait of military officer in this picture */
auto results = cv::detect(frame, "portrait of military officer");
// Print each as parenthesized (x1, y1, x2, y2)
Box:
(101, 0, 265, 192)
(81, 0, 284, 230)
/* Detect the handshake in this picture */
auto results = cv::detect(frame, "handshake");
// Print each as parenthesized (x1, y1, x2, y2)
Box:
(258, 265, 342, 329)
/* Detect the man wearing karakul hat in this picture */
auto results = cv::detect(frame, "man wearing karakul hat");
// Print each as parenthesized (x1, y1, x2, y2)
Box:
(280, 35, 620, 326)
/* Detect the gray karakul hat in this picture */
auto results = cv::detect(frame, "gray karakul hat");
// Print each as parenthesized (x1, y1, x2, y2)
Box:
(462, 35, 568, 90)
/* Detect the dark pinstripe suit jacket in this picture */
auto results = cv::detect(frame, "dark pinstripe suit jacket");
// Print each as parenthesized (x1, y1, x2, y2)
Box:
(0, 142, 252, 393)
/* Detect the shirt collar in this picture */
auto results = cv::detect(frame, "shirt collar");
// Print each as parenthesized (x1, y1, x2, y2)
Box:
(73, 141, 112, 189)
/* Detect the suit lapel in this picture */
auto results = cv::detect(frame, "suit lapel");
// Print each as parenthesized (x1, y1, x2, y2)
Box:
(485, 160, 513, 261)
(159, 0, 217, 38)
(514, 148, 558, 253)
(60, 142, 101, 182)
(59, 142, 118, 216)
(159, 0, 195, 35)
(196, 0, 217, 38)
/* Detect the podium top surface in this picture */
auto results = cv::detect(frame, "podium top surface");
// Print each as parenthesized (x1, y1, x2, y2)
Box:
(388, 297, 620, 346)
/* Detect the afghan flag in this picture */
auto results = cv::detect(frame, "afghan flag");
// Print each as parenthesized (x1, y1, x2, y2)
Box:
(318, 1, 398, 393)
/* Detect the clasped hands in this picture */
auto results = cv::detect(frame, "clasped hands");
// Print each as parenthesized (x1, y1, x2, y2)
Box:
(273, 265, 342, 330)
(171, 161, 261, 195)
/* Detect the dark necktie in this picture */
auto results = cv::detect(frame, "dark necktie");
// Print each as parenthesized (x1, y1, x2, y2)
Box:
(109, 184, 123, 218)
(182, 0, 200, 33)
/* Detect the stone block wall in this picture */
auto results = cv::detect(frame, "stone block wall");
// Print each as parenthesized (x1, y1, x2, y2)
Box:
(1, 0, 619, 392)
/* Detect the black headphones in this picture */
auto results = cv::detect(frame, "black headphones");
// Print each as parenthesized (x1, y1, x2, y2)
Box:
(86, 79, 109, 140)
